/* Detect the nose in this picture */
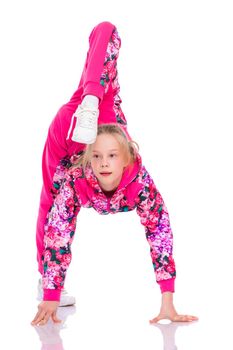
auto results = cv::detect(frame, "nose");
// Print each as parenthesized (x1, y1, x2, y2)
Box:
(100, 157, 109, 168)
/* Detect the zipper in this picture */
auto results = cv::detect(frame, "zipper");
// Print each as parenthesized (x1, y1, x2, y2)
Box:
(107, 197, 111, 211)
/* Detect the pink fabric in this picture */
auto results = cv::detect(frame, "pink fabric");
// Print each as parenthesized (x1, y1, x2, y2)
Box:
(43, 289, 61, 301)
(158, 279, 175, 293)
(35, 22, 176, 301)
(36, 22, 124, 274)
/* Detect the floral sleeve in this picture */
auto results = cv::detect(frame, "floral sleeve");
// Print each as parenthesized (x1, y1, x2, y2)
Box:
(136, 169, 176, 289)
(42, 170, 81, 300)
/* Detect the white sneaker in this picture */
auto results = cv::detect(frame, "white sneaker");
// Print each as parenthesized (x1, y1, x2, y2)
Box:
(71, 105, 99, 144)
(37, 279, 76, 307)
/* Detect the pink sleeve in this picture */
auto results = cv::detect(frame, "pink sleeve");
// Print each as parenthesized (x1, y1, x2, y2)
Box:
(136, 168, 176, 293)
(42, 170, 81, 301)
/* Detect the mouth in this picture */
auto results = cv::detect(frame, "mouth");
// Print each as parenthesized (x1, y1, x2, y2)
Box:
(99, 172, 112, 177)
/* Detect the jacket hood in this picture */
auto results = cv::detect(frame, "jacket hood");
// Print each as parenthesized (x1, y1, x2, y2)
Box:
(79, 121, 140, 192)
(84, 152, 142, 193)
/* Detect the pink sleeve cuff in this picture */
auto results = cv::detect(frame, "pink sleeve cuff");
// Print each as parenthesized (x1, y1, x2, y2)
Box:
(82, 82, 105, 102)
(43, 289, 61, 302)
(158, 278, 175, 293)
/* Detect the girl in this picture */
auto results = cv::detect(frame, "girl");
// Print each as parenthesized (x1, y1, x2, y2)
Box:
(32, 124, 198, 326)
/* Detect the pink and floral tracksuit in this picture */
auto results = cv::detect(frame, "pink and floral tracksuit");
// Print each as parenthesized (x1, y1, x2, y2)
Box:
(36, 22, 176, 302)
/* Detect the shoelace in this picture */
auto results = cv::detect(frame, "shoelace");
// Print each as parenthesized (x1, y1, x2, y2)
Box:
(77, 108, 97, 129)
(66, 107, 97, 140)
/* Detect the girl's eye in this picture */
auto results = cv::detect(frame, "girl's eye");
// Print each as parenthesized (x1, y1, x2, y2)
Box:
(93, 154, 99, 159)
(110, 154, 117, 158)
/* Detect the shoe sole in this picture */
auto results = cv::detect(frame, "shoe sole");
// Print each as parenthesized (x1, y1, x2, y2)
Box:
(37, 297, 76, 307)
(59, 302, 76, 307)
(72, 137, 96, 144)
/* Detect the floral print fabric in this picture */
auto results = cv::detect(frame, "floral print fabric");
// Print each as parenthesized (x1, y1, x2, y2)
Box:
(42, 157, 176, 293)
(100, 29, 127, 126)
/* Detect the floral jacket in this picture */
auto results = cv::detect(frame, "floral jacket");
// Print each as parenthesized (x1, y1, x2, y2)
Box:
(42, 154, 176, 301)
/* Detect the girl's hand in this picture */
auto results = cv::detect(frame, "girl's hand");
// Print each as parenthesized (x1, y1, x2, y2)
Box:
(149, 309, 198, 323)
(149, 292, 198, 324)
(31, 301, 61, 326)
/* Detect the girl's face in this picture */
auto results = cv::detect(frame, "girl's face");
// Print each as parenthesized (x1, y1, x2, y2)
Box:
(90, 133, 128, 191)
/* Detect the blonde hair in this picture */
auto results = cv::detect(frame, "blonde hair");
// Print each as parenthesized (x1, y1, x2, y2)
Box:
(72, 123, 139, 169)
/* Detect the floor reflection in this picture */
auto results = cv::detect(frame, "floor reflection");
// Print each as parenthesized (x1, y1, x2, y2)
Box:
(33, 306, 76, 350)
(33, 305, 198, 350)
(151, 320, 196, 350)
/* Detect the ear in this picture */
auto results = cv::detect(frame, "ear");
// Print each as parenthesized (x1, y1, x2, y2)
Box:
(123, 159, 130, 170)
(124, 153, 131, 168)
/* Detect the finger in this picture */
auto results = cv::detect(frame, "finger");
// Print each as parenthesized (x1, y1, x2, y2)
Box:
(173, 314, 198, 322)
(37, 318, 47, 326)
(173, 314, 187, 322)
(31, 311, 41, 324)
(31, 305, 44, 323)
(32, 306, 48, 325)
(149, 316, 161, 324)
(185, 315, 199, 321)
(51, 312, 62, 324)
(31, 310, 46, 325)
(38, 312, 52, 326)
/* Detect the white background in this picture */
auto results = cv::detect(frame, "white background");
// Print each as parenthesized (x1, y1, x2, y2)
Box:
(0, 1, 232, 349)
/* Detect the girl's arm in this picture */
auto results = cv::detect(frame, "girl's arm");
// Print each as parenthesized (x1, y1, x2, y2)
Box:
(136, 168, 176, 293)
(32, 169, 81, 326)
(136, 169, 198, 322)
(42, 169, 81, 302)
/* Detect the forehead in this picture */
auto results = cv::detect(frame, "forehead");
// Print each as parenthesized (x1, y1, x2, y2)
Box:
(92, 134, 122, 152)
